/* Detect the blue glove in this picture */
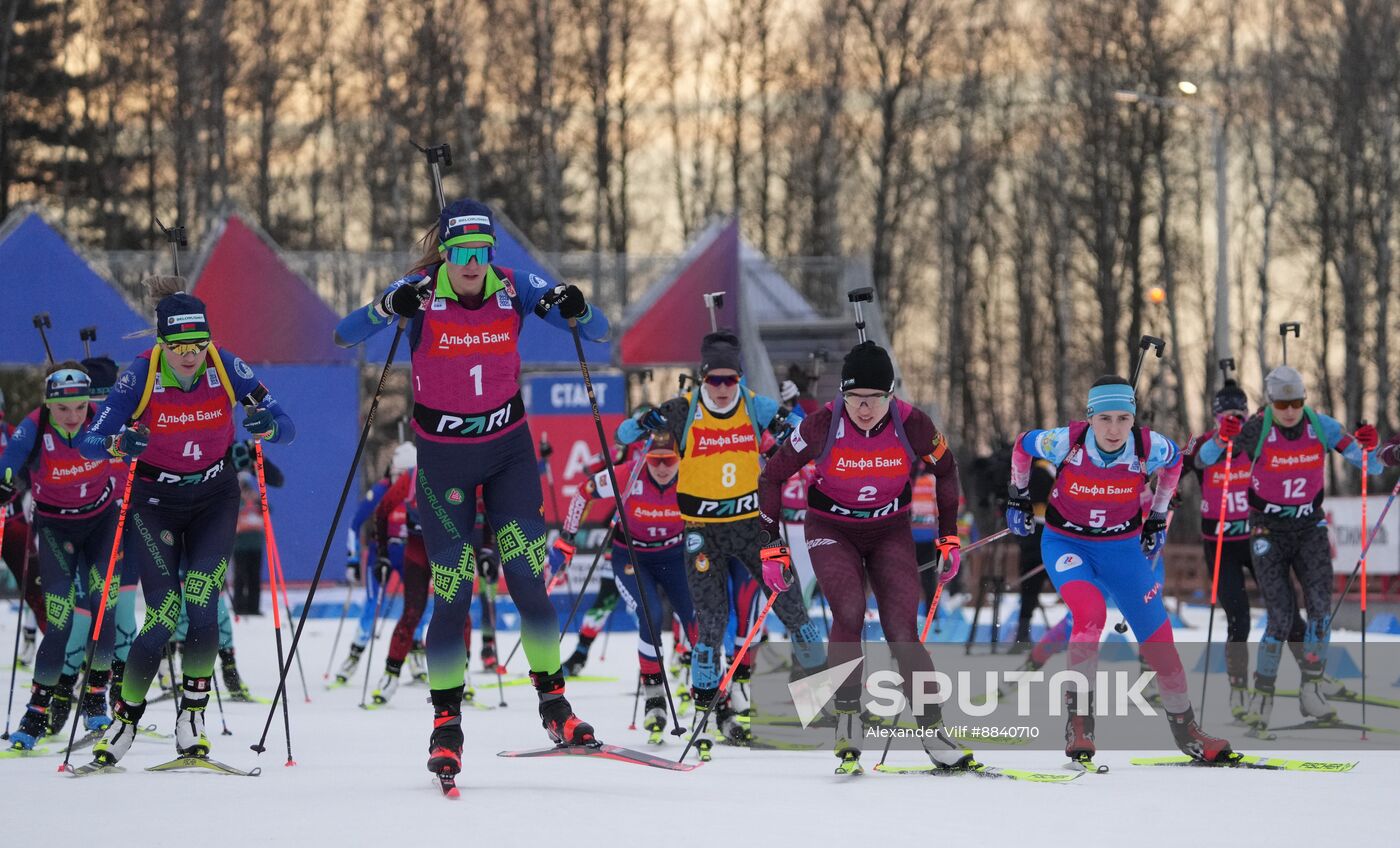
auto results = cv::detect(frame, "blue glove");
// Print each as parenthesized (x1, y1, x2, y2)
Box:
(548, 536, 576, 574)
(1141, 511, 1168, 559)
(1005, 487, 1034, 537)
(637, 408, 667, 432)
(107, 426, 149, 459)
(243, 407, 277, 440)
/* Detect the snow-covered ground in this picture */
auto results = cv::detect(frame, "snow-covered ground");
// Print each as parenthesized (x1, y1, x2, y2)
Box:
(1, 597, 1395, 848)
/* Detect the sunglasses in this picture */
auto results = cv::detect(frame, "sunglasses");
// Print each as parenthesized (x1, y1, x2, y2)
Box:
(704, 374, 740, 387)
(843, 391, 892, 409)
(162, 340, 210, 356)
(645, 453, 679, 468)
(1272, 399, 1305, 410)
(443, 245, 492, 266)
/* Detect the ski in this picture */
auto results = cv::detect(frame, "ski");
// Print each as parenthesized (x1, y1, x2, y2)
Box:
(873, 761, 1082, 783)
(61, 729, 110, 753)
(497, 742, 700, 772)
(1265, 719, 1400, 736)
(1129, 753, 1357, 772)
(137, 724, 172, 741)
(436, 770, 460, 799)
(67, 762, 125, 777)
(0, 745, 51, 759)
(1273, 688, 1400, 710)
(146, 755, 262, 776)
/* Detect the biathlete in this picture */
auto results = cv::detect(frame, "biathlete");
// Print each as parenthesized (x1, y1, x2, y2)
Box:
(617, 330, 824, 749)
(80, 279, 295, 766)
(1194, 366, 1383, 732)
(1007, 376, 1232, 764)
(336, 199, 609, 779)
(759, 341, 970, 774)
(1, 364, 122, 749)
(555, 431, 696, 740)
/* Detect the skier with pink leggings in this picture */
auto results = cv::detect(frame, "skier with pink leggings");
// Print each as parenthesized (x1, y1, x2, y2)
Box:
(1007, 375, 1233, 766)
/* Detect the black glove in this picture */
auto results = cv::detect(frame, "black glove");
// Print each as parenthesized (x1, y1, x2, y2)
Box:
(637, 408, 667, 432)
(1005, 486, 1034, 537)
(374, 554, 392, 585)
(1140, 511, 1169, 558)
(106, 426, 149, 459)
(0, 476, 16, 505)
(380, 279, 428, 318)
(534, 284, 588, 320)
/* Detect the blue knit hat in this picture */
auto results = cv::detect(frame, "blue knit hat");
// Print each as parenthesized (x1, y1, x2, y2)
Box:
(45, 368, 91, 404)
(156, 292, 211, 342)
(1086, 377, 1136, 416)
(439, 199, 496, 248)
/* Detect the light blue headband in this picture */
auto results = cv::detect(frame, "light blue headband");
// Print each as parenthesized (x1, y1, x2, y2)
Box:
(1086, 384, 1136, 416)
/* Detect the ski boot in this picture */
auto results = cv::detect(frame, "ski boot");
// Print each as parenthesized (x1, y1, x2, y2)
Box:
(408, 641, 428, 683)
(920, 719, 976, 771)
(728, 662, 753, 719)
(373, 660, 402, 705)
(562, 647, 589, 677)
(715, 693, 751, 747)
(1244, 678, 1275, 736)
(9, 683, 55, 750)
(479, 637, 497, 673)
(1228, 674, 1250, 722)
(1063, 690, 1097, 767)
(1299, 670, 1337, 722)
(832, 698, 863, 775)
(427, 686, 465, 776)
(217, 648, 251, 701)
(1167, 706, 1234, 763)
(81, 669, 113, 731)
(688, 687, 720, 761)
(108, 660, 126, 710)
(47, 673, 78, 736)
(532, 671, 596, 746)
(17, 627, 36, 667)
(641, 673, 668, 745)
(92, 698, 147, 766)
(336, 642, 365, 685)
(175, 676, 212, 757)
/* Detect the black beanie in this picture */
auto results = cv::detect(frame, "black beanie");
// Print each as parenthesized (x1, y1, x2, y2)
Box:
(1212, 379, 1248, 415)
(700, 330, 742, 373)
(81, 356, 119, 398)
(840, 342, 894, 392)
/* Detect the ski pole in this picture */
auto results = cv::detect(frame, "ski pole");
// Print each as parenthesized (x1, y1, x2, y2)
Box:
(263, 513, 310, 703)
(358, 569, 394, 710)
(916, 528, 1013, 573)
(211, 667, 232, 736)
(538, 433, 578, 617)
(1329, 477, 1400, 621)
(31, 314, 55, 365)
(557, 320, 684, 736)
(628, 671, 643, 731)
(323, 578, 355, 681)
(1199, 437, 1234, 722)
(1, 512, 29, 740)
(58, 463, 135, 772)
(1360, 444, 1369, 736)
(251, 438, 295, 766)
(678, 589, 781, 764)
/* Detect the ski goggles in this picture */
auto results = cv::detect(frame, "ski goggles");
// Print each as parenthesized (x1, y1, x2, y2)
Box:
(1271, 398, 1305, 410)
(645, 452, 679, 468)
(703, 374, 740, 387)
(442, 244, 493, 266)
(842, 391, 892, 409)
(161, 339, 211, 356)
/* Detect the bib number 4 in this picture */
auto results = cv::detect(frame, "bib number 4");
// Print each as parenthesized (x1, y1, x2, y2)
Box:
(182, 441, 203, 462)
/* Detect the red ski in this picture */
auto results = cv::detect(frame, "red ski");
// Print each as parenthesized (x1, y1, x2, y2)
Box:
(497, 742, 700, 772)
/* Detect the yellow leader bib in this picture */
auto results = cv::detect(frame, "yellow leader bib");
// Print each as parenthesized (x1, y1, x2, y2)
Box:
(677, 392, 761, 522)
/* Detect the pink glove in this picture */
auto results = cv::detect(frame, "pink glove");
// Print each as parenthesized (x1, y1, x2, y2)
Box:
(760, 542, 793, 593)
(935, 535, 961, 585)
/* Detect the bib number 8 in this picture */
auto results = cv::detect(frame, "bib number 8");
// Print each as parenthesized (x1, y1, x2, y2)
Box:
(721, 463, 736, 488)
